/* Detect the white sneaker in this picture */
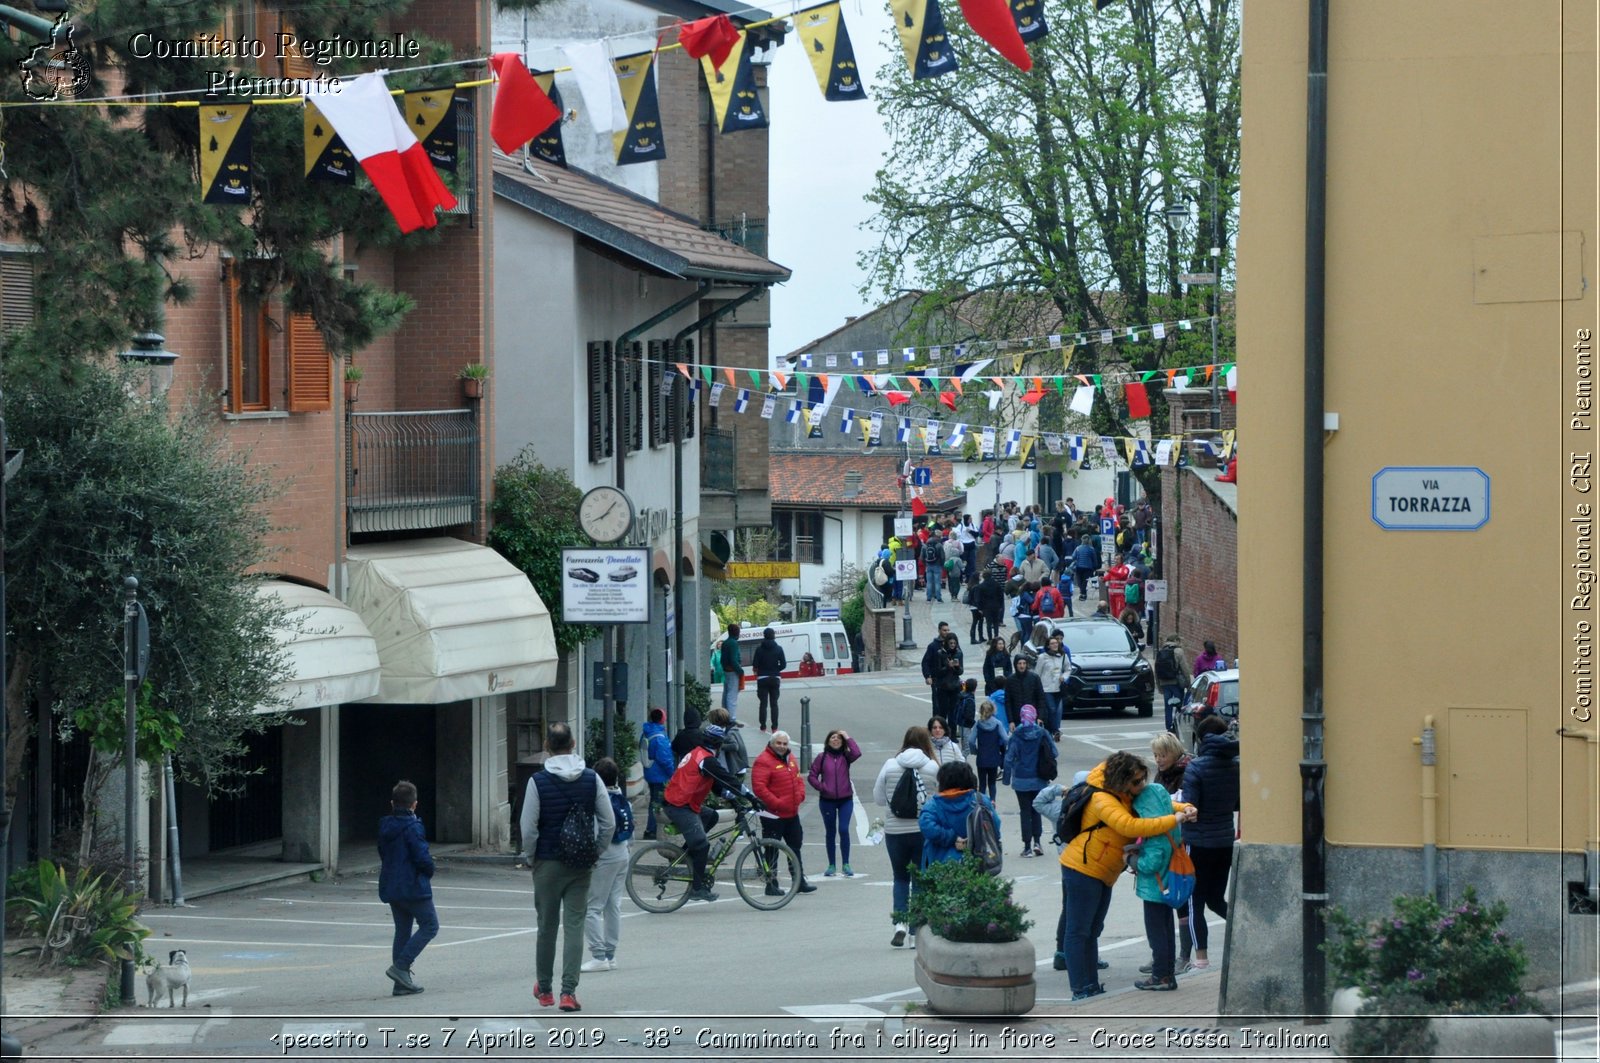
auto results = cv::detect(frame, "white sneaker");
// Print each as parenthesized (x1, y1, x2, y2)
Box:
(891, 923, 908, 948)
(607, 958, 618, 971)
(580, 958, 610, 973)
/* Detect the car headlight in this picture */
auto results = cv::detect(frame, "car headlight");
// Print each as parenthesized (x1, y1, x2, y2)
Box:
(1134, 659, 1152, 671)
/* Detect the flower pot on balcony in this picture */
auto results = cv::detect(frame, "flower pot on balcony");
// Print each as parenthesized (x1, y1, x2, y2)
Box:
(461, 377, 484, 400)
(344, 380, 360, 403)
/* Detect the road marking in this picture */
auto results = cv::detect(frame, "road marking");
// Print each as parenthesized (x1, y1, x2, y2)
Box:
(142, 913, 525, 932)
(433, 928, 537, 948)
(102, 1024, 203, 1045)
(782, 1004, 885, 1022)
(849, 931, 1155, 1004)
(257, 896, 535, 913)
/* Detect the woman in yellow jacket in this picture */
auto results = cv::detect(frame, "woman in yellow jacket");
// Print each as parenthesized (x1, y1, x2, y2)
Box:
(1059, 751, 1196, 1000)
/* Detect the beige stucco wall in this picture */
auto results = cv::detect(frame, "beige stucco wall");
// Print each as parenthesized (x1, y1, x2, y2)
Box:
(1238, 0, 1596, 857)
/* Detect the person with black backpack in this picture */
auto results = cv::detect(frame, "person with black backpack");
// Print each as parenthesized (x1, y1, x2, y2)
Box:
(922, 532, 946, 601)
(871, 726, 941, 948)
(1155, 635, 1190, 734)
(518, 723, 615, 1013)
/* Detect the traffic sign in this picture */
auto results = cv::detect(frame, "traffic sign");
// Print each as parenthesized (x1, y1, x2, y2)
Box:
(911, 465, 932, 487)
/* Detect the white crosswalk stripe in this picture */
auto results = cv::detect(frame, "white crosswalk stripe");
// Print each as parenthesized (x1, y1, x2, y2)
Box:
(102, 1023, 203, 1045)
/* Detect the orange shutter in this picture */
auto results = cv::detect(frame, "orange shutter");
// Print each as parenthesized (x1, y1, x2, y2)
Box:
(279, 18, 316, 79)
(286, 312, 332, 412)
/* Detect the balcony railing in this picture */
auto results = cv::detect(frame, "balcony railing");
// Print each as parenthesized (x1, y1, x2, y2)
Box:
(704, 215, 768, 258)
(347, 409, 479, 536)
(703, 426, 736, 492)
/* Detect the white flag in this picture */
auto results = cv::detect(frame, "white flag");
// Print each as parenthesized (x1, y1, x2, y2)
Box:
(868, 409, 885, 443)
(984, 389, 1004, 412)
(1069, 385, 1095, 415)
(980, 426, 997, 457)
(1152, 322, 1167, 340)
(1154, 438, 1174, 466)
(876, 349, 890, 366)
(709, 382, 726, 407)
(1099, 437, 1118, 464)
(562, 41, 628, 133)
(760, 394, 777, 419)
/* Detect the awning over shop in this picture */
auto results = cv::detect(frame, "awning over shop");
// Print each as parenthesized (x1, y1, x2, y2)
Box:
(345, 538, 558, 703)
(255, 580, 381, 712)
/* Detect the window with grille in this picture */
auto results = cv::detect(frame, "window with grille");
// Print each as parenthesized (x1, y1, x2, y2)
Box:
(587, 341, 613, 462)
(224, 260, 274, 412)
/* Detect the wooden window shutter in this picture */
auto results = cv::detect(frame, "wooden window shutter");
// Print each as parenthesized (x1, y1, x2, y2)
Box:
(0, 253, 36, 332)
(625, 341, 644, 453)
(587, 342, 605, 462)
(278, 18, 316, 79)
(647, 341, 665, 447)
(225, 261, 244, 413)
(285, 311, 331, 412)
(678, 339, 696, 440)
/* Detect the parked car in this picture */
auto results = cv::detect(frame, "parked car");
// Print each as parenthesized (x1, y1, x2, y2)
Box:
(568, 567, 600, 583)
(1050, 617, 1156, 718)
(607, 565, 639, 582)
(1177, 667, 1241, 749)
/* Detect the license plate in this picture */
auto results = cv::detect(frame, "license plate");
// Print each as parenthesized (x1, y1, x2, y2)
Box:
(1097, 683, 1119, 694)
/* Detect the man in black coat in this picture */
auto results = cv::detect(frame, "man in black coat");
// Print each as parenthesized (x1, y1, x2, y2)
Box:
(975, 575, 1006, 641)
(920, 622, 963, 687)
(750, 627, 788, 732)
(1003, 654, 1046, 725)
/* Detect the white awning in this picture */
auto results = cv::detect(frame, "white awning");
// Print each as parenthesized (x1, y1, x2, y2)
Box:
(255, 580, 381, 712)
(345, 538, 559, 704)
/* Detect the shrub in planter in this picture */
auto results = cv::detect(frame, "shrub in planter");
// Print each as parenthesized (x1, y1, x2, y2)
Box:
(907, 856, 1036, 1016)
(1324, 887, 1546, 1060)
(907, 856, 1032, 943)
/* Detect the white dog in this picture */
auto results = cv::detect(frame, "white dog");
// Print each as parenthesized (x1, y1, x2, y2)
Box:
(145, 949, 191, 1008)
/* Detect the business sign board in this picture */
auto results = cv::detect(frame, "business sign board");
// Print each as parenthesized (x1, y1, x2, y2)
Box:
(725, 561, 801, 579)
(1370, 467, 1490, 531)
(562, 547, 651, 623)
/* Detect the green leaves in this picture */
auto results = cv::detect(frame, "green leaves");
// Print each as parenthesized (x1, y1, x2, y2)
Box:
(5, 860, 152, 967)
(487, 451, 600, 656)
(906, 855, 1032, 943)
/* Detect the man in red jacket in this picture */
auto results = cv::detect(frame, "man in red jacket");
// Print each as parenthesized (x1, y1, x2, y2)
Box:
(751, 731, 817, 895)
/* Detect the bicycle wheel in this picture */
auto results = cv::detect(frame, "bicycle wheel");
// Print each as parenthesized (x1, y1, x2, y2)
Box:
(626, 841, 692, 913)
(733, 838, 801, 911)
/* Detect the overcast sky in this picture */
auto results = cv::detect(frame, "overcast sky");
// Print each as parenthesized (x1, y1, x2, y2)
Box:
(765, 6, 898, 363)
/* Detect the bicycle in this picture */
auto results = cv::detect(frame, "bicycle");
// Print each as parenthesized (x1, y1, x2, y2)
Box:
(625, 793, 801, 913)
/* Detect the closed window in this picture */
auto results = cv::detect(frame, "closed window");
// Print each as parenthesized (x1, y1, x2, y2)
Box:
(224, 260, 273, 412)
(0, 251, 37, 333)
(820, 632, 836, 660)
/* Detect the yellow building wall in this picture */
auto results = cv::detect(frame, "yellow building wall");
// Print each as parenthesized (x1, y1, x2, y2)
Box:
(1239, 1, 1596, 852)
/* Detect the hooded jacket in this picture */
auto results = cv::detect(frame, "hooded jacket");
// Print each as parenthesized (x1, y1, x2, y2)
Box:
(377, 808, 434, 903)
(1003, 668, 1046, 722)
(641, 720, 676, 785)
(966, 715, 1008, 768)
(806, 736, 862, 800)
(982, 648, 1012, 694)
(519, 754, 615, 863)
(1132, 781, 1182, 904)
(1002, 722, 1056, 791)
(1060, 763, 1182, 886)
(671, 706, 704, 764)
(752, 744, 807, 819)
(918, 788, 1001, 866)
(872, 748, 940, 834)
(1180, 733, 1241, 847)
(751, 634, 786, 678)
(1035, 646, 1067, 693)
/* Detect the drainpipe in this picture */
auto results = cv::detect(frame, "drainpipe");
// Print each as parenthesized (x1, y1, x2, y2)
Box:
(1301, 0, 1331, 1024)
(670, 286, 767, 729)
(600, 283, 710, 758)
(0, 4, 55, 37)
(1558, 725, 1600, 902)
(1413, 715, 1438, 899)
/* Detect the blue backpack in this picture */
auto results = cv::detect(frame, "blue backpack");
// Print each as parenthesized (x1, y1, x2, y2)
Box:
(608, 790, 634, 844)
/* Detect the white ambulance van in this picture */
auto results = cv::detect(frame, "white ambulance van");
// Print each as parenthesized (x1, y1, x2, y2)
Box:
(735, 621, 854, 678)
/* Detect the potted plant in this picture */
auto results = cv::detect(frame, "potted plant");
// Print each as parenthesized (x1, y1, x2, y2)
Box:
(1324, 887, 1552, 1060)
(906, 856, 1036, 1016)
(458, 362, 489, 399)
(342, 364, 363, 402)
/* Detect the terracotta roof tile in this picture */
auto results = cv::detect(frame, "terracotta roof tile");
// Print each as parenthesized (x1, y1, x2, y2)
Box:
(769, 451, 964, 509)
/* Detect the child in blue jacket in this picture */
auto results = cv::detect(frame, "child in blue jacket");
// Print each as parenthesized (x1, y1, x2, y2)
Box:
(918, 761, 1002, 867)
(1131, 779, 1183, 991)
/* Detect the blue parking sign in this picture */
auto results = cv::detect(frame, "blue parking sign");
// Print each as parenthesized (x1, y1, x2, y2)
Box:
(1100, 517, 1115, 535)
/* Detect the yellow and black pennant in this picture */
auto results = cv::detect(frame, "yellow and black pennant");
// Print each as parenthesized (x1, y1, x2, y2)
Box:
(889, 0, 959, 80)
(404, 89, 459, 172)
(1012, 0, 1049, 43)
(200, 103, 252, 204)
(700, 31, 769, 133)
(530, 71, 567, 167)
(611, 51, 665, 165)
(304, 101, 355, 184)
(794, 2, 868, 102)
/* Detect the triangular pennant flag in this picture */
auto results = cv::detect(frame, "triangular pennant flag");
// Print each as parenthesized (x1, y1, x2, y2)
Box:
(675, 362, 691, 379)
(794, 2, 869, 101)
(1012, 0, 1049, 42)
(959, 0, 1032, 70)
(1062, 343, 1076, 370)
(770, 370, 787, 391)
(488, 54, 560, 154)
(722, 367, 737, 387)
(886, 391, 911, 406)
(733, 388, 751, 413)
(611, 50, 666, 165)
(907, 377, 922, 394)
(939, 391, 958, 412)
(404, 89, 459, 172)
(199, 103, 252, 205)
(304, 101, 356, 183)
(749, 369, 763, 390)
(890, 0, 961, 79)
(702, 32, 769, 133)
(529, 72, 568, 166)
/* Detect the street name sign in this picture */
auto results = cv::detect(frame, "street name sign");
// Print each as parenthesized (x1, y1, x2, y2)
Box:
(1370, 466, 1490, 531)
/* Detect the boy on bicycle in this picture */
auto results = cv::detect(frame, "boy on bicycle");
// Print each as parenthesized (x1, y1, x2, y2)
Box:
(662, 708, 749, 902)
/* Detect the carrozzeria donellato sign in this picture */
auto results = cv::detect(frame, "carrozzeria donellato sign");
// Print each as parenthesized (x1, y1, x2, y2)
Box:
(1370, 466, 1490, 531)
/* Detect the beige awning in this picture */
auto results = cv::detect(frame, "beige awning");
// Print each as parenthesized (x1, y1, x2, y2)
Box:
(255, 580, 381, 712)
(345, 538, 558, 703)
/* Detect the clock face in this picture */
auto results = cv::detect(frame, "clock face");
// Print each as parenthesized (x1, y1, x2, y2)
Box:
(579, 486, 633, 543)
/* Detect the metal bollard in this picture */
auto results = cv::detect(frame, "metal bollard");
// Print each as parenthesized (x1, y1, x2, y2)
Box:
(800, 696, 812, 774)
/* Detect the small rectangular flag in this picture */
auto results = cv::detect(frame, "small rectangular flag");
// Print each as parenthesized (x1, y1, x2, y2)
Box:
(1048, 334, 1062, 348)
(701, 31, 769, 133)
(1154, 438, 1174, 466)
(851, 351, 864, 366)
(1152, 322, 1167, 340)
(1125, 382, 1152, 419)
(896, 418, 911, 443)
(798, 354, 813, 368)
(902, 347, 916, 362)
(947, 423, 967, 448)
(304, 101, 355, 183)
(200, 103, 252, 204)
(659, 370, 676, 398)
(980, 426, 997, 457)
(876, 349, 890, 366)
(869, 409, 885, 443)
(1003, 429, 1021, 457)
(841, 408, 855, 432)
(709, 382, 726, 407)
(1099, 329, 1114, 345)
(734, 388, 750, 413)
(1067, 435, 1085, 463)
(930, 346, 942, 361)
(1131, 439, 1152, 466)
(760, 394, 777, 419)
(1178, 318, 1193, 331)
(563, 40, 628, 134)
(487, 55, 560, 155)
(823, 353, 837, 367)
(1069, 384, 1095, 415)
(786, 401, 802, 423)
(890, 0, 961, 80)
(1099, 437, 1119, 465)
(1044, 433, 1063, 455)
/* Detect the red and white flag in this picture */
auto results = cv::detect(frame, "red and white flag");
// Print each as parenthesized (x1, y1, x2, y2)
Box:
(306, 74, 455, 234)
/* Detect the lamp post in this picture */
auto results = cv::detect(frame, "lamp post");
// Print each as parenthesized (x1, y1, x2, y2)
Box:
(896, 403, 934, 649)
(117, 332, 180, 397)
(1167, 178, 1223, 430)
(1, 370, 23, 1062)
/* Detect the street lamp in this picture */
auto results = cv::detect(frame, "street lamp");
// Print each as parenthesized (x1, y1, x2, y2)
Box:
(117, 331, 180, 397)
(1167, 178, 1223, 430)
(895, 403, 934, 649)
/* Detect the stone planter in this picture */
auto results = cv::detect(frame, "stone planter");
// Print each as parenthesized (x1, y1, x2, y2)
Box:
(913, 927, 1036, 1017)
(1330, 987, 1555, 1063)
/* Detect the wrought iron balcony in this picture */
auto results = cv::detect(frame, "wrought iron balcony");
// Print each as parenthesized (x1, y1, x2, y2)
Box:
(704, 215, 768, 258)
(347, 408, 479, 535)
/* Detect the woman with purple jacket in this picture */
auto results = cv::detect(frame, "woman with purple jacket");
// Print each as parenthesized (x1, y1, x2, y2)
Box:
(807, 729, 862, 877)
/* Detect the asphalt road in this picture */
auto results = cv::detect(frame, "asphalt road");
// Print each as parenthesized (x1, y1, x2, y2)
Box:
(30, 671, 1172, 1061)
